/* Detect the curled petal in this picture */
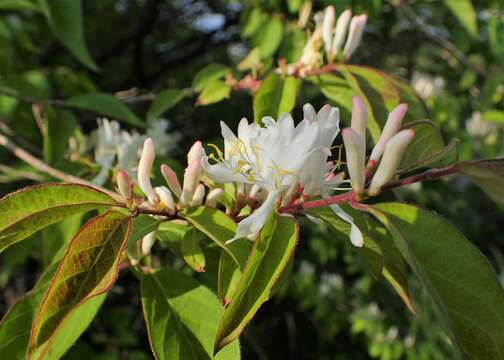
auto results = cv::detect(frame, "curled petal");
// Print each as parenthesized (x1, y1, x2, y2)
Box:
(155, 186, 175, 214)
(323, 192, 363, 247)
(141, 231, 158, 256)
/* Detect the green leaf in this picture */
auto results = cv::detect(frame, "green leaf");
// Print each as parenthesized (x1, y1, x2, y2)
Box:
(65, 92, 144, 127)
(278, 29, 306, 63)
(28, 210, 132, 359)
(455, 159, 504, 206)
(0, 263, 106, 359)
(240, 8, 264, 38)
(0, 0, 40, 11)
(369, 203, 504, 359)
(252, 16, 283, 59)
(181, 229, 206, 272)
(0, 183, 117, 253)
(286, 0, 301, 13)
(482, 110, 504, 124)
(310, 73, 354, 118)
(43, 108, 77, 165)
(399, 120, 457, 172)
(41, 214, 83, 267)
(197, 80, 231, 106)
(146, 89, 185, 124)
(180, 206, 249, 270)
(253, 74, 299, 122)
(141, 269, 241, 360)
(214, 213, 299, 353)
(37, 0, 97, 70)
(192, 64, 230, 92)
(443, 0, 478, 38)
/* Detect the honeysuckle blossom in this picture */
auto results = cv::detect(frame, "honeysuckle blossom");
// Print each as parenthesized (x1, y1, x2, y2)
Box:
(202, 105, 364, 246)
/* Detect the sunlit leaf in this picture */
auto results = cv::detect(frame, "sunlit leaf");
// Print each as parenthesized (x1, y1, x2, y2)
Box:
(37, 0, 97, 70)
(65, 92, 144, 127)
(253, 74, 299, 123)
(369, 203, 504, 359)
(141, 269, 241, 360)
(0, 183, 117, 253)
(192, 64, 230, 92)
(443, 0, 478, 38)
(0, 0, 40, 11)
(28, 210, 132, 359)
(146, 88, 185, 124)
(214, 213, 299, 353)
(181, 228, 206, 272)
(252, 16, 283, 59)
(197, 80, 231, 106)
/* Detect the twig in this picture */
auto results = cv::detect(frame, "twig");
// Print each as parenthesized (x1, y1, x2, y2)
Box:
(0, 132, 122, 201)
(279, 164, 459, 214)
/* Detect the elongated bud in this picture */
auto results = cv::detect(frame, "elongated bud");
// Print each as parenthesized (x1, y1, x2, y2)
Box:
(191, 184, 206, 206)
(205, 188, 224, 207)
(116, 170, 131, 199)
(138, 138, 158, 204)
(369, 129, 415, 196)
(141, 231, 157, 256)
(343, 14, 367, 60)
(161, 164, 182, 197)
(180, 159, 202, 207)
(351, 96, 367, 150)
(248, 184, 261, 199)
(187, 141, 204, 166)
(332, 9, 352, 55)
(322, 6, 335, 56)
(155, 186, 175, 214)
(369, 104, 408, 163)
(342, 128, 365, 194)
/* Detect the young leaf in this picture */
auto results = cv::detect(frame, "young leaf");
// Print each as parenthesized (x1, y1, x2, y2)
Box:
(252, 16, 283, 59)
(28, 210, 132, 359)
(146, 89, 185, 124)
(180, 206, 249, 270)
(197, 80, 231, 106)
(65, 92, 144, 127)
(214, 213, 299, 353)
(37, 0, 97, 70)
(369, 203, 504, 359)
(455, 159, 504, 206)
(181, 228, 206, 272)
(141, 269, 241, 360)
(192, 64, 230, 92)
(0, 263, 106, 360)
(310, 73, 354, 118)
(253, 74, 299, 123)
(0, 183, 118, 253)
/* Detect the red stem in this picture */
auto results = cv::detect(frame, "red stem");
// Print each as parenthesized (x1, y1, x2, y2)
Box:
(279, 164, 459, 214)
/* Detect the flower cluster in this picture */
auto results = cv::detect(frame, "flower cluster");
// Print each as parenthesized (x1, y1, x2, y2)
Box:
(297, 6, 367, 73)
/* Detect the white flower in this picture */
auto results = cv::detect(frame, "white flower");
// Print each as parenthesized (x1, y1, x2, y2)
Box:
(202, 105, 364, 246)
(146, 119, 180, 156)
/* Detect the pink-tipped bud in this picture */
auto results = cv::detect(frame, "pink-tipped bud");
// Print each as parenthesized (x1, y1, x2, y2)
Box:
(343, 14, 367, 60)
(180, 159, 202, 207)
(205, 188, 224, 207)
(370, 104, 408, 163)
(116, 170, 131, 199)
(369, 129, 415, 196)
(138, 138, 158, 204)
(351, 96, 367, 150)
(161, 164, 182, 198)
(155, 186, 176, 214)
(187, 141, 204, 166)
(141, 231, 157, 256)
(332, 9, 352, 55)
(191, 184, 206, 206)
(322, 6, 336, 56)
(342, 128, 365, 194)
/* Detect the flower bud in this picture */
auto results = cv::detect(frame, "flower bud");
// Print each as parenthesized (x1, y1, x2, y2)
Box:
(187, 141, 204, 166)
(342, 128, 365, 194)
(205, 188, 224, 207)
(155, 186, 175, 214)
(322, 6, 335, 57)
(180, 159, 202, 207)
(369, 129, 415, 196)
(331, 9, 352, 55)
(161, 164, 182, 197)
(138, 138, 158, 204)
(191, 184, 206, 206)
(303, 103, 317, 123)
(369, 104, 408, 163)
(248, 184, 261, 200)
(116, 170, 131, 199)
(141, 231, 157, 256)
(351, 96, 367, 150)
(343, 14, 367, 60)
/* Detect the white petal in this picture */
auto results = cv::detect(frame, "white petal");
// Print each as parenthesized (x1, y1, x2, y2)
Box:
(322, 192, 363, 247)
(228, 190, 280, 243)
(201, 156, 247, 184)
(303, 103, 316, 123)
